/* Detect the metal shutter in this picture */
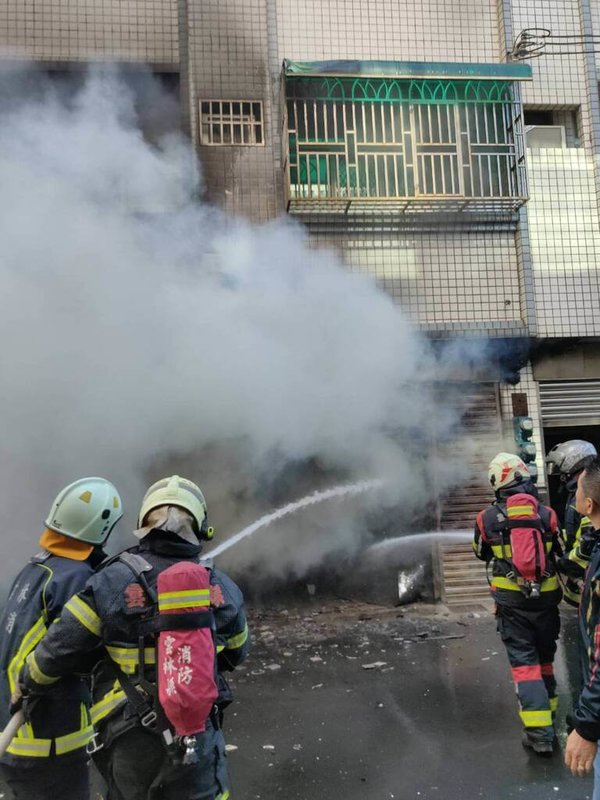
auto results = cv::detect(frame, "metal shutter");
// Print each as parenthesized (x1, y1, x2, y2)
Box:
(539, 380, 600, 427)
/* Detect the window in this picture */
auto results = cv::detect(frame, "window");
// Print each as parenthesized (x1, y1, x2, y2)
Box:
(524, 110, 554, 126)
(199, 100, 264, 146)
(524, 107, 580, 149)
(284, 73, 528, 212)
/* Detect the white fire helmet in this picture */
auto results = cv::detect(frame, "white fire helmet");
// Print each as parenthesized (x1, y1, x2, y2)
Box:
(137, 475, 213, 541)
(45, 477, 123, 545)
(546, 440, 597, 479)
(488, 452, 530, 491)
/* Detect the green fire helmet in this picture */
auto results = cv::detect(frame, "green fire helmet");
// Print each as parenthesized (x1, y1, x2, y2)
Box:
(137, 475, 213, 541)
(44, 477, 123, 545)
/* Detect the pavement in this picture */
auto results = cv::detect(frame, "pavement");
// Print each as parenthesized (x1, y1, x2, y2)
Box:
(224, 598, 591, 800)
(0, 598, 591, 800)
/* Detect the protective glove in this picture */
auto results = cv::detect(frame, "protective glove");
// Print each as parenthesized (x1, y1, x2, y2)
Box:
(9, 685, 23, 716)
(578, 529, 598, 561)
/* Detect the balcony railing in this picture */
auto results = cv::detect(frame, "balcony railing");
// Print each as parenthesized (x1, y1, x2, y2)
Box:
(283, 62, 531, 215)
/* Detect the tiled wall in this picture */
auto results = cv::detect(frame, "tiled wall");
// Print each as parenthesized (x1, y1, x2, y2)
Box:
(333, 231, 523, 330)
(182, 0, 282, 219)
(527, 147, 600, 337)
(591, 0, 600, 71)
(0, 0, 178, 64)
(274, 0, 500, 63)
(510, 0, 586, 106)
(2, 0, 599, 342)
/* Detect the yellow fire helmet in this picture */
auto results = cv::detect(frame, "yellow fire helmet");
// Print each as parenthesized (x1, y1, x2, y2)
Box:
(45, 477, 123, 545)
(137, 475, 213, 541)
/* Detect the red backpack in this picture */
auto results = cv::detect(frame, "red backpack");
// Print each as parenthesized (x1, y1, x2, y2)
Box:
(504, 493, 548, 598)
(156, 561, 219, 736)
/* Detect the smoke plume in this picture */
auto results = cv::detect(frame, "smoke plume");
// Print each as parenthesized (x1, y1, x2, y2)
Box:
(0, 68, 479, 584)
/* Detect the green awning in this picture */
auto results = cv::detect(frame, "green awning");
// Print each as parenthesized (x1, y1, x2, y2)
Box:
(284, 59, 532, 82)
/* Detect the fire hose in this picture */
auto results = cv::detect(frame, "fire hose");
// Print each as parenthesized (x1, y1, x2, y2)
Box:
(0, 710, 25, 758)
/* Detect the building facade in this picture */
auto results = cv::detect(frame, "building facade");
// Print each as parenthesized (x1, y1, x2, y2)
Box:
(2, 0, 600, 523)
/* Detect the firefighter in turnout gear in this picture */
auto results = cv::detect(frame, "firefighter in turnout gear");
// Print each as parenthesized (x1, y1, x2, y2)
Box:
(474, 453, 563, 753)
(20, 475, 249, 800)
(565, 457, 600, 796)
(0, 477, 123, 800)
(546, 439, 598, 606)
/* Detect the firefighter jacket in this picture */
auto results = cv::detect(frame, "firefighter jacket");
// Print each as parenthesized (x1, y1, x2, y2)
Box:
(0, 550, 96, 764)
(561, 480, 595, 573)
(572, 531, 600, 741)
(473, 483, 562, 609)
(21, 534, 250, 737)
(556, 480, 595, 606)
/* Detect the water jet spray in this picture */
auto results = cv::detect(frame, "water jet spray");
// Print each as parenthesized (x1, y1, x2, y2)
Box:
(207, 479, 384, 558)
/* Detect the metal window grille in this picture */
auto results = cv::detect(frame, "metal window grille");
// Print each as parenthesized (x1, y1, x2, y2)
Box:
(284, 77, 528, 213)
(200, 100, 264, 146)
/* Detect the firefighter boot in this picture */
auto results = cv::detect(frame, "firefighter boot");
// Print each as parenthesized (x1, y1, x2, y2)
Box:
(522, 730, 554, 755)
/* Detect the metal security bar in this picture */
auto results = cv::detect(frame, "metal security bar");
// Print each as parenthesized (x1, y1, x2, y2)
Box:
(200, 101, 264, 146)
(284, 76, 528, 213)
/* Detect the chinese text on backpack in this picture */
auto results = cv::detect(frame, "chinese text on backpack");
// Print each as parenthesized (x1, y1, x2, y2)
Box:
(504, 493, 548, 598)
(156, 561, 218, 736)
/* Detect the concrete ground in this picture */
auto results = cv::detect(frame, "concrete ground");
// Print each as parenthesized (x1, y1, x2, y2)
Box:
(224, 599, 590, 800)
(0, 599, 590, 800)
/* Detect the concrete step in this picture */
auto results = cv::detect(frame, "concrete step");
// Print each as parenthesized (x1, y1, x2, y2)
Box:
(437, 541, 489, 607)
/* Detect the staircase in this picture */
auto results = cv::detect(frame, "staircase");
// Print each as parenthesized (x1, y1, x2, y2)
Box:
(434, 541, 491, 607)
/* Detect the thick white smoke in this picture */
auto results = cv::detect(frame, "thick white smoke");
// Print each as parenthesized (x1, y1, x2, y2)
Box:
(0, 68, 477, 583)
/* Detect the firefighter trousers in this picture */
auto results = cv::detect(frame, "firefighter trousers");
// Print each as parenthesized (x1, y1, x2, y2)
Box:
(0, 757, 89, 800)
(496, 603, 560, 743)
(93, 719, 230, 800)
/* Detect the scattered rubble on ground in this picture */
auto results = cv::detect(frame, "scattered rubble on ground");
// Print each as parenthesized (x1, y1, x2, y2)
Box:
(228, 599, 488, 696)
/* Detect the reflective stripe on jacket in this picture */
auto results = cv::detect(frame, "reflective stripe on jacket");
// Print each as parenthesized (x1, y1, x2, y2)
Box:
(473, 494, 562, 609)
(0, 552, 95, 763)
(564, 480, 593, 554)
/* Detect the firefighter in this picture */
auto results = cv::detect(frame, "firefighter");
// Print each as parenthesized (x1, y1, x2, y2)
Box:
(473, 452, 563, 753)
(565, 457, 600, 796)
(546, 439, 598, 606)
(0, 477, 123, 800)
(18, 475, 249, 800)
